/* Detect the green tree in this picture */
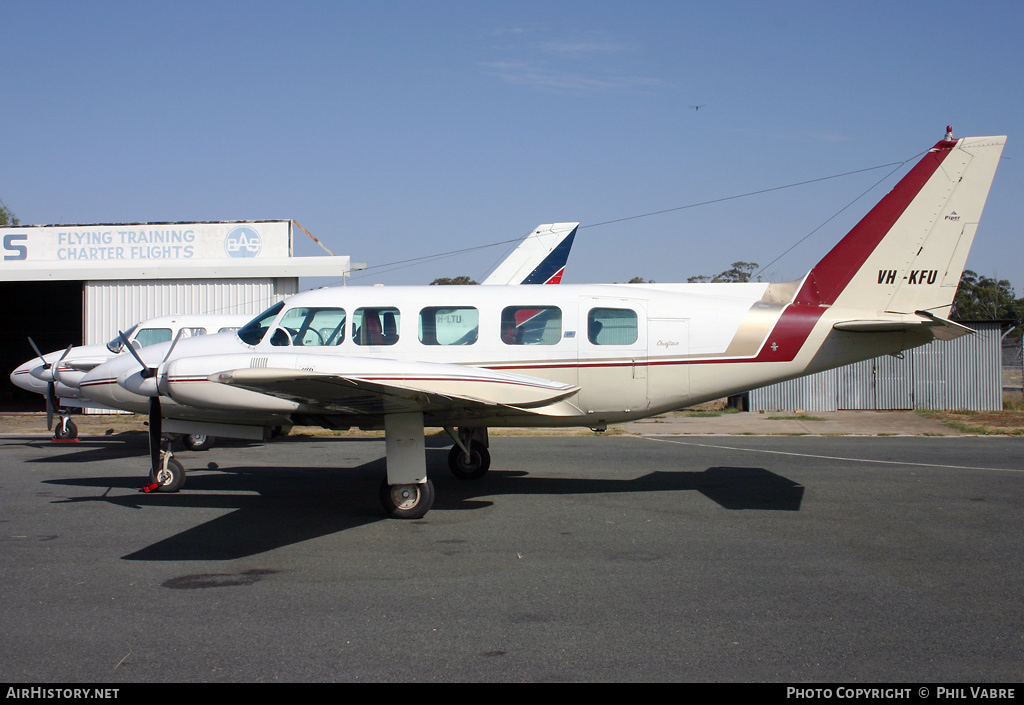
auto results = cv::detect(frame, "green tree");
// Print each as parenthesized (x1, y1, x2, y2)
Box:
(430, 276, 478, 285)
(0, 198, 19, 226)
(627, 276, 654, 284)
(952, 270, 1024, 327)
(687, 261, 759, 283)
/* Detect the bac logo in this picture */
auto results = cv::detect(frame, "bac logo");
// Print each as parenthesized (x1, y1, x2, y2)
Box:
(225, 226, 262, 258)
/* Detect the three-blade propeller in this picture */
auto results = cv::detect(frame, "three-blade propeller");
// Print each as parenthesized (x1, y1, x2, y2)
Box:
(118, 330, 186, 474)
(27, 338, 72, 431)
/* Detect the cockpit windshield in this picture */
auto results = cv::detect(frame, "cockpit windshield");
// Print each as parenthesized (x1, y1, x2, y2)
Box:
(134, 328, 173, 348)
(237, 301, 285, 345)
(106, 324, 139, 354)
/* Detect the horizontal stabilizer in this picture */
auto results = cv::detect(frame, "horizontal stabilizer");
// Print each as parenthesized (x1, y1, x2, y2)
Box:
(833, 311, 974, 341)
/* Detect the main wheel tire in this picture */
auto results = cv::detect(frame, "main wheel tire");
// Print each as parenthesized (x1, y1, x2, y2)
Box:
(148, 457, 186, 493)
(448, 441, 491, 480)
(379, 479, 435, 519)
(182, 433, 214, 451)
(53, 419, 78, 440)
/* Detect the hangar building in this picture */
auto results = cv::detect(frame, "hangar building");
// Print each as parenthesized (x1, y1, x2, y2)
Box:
(1, 220, 359, 409)
(747, 321, 1007, 411)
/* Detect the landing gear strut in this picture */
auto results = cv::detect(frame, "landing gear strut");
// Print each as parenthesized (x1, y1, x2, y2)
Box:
(145, 439, 186, 493)
(378, 412, 435, 519)
(149, 453, 186, 492)
(445, 427, 490, 480)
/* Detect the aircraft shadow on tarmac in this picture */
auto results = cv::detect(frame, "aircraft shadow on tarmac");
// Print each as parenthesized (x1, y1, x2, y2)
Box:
(42, 444, 804, 562)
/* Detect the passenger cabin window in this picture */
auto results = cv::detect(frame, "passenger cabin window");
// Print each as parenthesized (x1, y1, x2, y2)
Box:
(354, 307, 400, 346)
(133, 328, 173, 348)
(500, 306, 562, 345)
(588, 308, 638, 345)
(419, 306, 478, 345)
(237, 302, 285, 345)
(273, 307, 347, 346)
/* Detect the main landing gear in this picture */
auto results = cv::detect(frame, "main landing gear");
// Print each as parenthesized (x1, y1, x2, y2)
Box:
(377, 418, 493, 519)
(135, 413, 493, 520)
(445, 426, 491, 480)
(379, 479, 436, 520)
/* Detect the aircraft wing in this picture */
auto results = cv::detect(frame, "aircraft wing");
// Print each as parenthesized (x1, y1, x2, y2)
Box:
(482, 223, 578, 285)
(202, 357, 581, 417)
(833, 312, 974, 341)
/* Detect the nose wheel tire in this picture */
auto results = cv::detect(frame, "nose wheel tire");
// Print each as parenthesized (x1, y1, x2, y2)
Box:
(53, 419, 78, 440)
(148, 457, 186, 493)
(448, 441, 490, 480)
(380, 479, 434, 519)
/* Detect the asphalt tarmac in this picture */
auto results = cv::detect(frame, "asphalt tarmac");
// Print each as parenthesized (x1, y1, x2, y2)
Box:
(1, 427, 1022, 683)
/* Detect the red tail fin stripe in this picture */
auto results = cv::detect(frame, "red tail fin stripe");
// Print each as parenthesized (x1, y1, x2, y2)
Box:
(544, 267, 566, 285)
(795, 138, 957, 307)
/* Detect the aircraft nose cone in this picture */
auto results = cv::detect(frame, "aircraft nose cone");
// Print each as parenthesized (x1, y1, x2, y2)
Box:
(11, 362, 46, 392)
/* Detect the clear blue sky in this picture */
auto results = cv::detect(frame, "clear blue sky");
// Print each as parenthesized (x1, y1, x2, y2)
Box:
(2, 0, 1021, 290)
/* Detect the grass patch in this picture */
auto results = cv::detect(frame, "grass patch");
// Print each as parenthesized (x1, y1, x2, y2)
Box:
(916, 409, 1024, 435)
(673, 406, 743, 418)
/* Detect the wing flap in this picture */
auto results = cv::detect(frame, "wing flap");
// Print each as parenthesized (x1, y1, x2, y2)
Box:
(210, 361, 580, 416)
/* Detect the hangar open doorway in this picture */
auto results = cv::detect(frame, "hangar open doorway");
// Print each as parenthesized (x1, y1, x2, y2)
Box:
(1, 220, 360, 416)
(1, 280, 83, 410)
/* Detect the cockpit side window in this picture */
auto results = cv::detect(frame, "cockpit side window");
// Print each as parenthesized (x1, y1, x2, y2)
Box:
(107, 324, 138, 353)
(274, 307, 347, 346)
(237, 302, 285, 346)
(134, 328, 173, 348)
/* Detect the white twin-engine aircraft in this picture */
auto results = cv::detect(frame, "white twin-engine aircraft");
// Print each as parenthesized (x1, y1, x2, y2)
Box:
(11, 314, 252, 440)
(10, 222, 579, 440)
(78, 129, 1006, 519)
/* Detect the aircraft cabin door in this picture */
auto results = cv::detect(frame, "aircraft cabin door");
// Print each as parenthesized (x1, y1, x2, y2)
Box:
(577, 299, 648, 414)
(647, 317, 690, 408)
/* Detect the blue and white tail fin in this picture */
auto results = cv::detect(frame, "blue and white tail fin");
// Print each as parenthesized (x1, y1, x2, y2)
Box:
(482, 223, 578, 285)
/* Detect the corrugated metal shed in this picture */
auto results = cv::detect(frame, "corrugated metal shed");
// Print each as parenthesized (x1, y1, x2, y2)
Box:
(750, 321, 1004, 411)
(83, 278, 297, 346)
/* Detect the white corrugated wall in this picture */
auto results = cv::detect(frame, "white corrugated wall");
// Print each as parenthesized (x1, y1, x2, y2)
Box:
(749, 322, 1003, 411)
(83, 278, 297, 345)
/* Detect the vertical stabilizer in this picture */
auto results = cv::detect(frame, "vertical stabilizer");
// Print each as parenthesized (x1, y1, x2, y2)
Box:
(482, 223, 578, 285)
(795, 130, 1005, 317)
